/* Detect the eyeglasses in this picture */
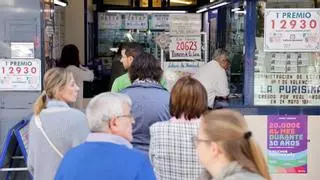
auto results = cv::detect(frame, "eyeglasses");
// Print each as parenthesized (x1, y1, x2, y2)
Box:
(116, 114, 135, 123)
(192, 136, 212, 147)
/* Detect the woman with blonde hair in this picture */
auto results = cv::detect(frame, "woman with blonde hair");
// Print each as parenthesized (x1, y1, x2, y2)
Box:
(28, 68, 90, 180)
(195, 109, 271, 180)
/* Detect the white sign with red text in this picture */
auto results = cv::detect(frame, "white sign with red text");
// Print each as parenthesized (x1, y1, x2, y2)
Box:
(169, 35, 201, 60)
(0, 59, 41, 91)
(264, 9, 320, 52)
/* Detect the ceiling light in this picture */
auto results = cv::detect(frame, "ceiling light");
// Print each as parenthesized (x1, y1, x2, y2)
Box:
(170, 0, 193, 5)
(209, 2, 229, 9)
(54, 0, 67, 7)
(196, 8, 208, 13)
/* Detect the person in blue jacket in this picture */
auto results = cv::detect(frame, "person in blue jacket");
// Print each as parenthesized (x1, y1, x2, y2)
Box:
(121, 52, 170, 153)
(54, 92, 156, 180)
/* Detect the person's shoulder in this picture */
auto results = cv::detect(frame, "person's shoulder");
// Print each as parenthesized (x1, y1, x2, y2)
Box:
(116, 73, 129, 81)
(224, 171, 265, 180)
(112, 73, 130, 92)
(129, 148, 150, 162)
(150, 120, 170, 132)
(63, 108, 87, 123)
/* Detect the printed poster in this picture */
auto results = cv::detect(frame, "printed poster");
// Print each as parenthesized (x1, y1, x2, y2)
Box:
(254, 73, 320, 106)
(264, 9, 320, 52)
(169, 14, 201, 35)
(0, 59, 41, 91)
(268, 115, 308, 173)
(124, 14, 148, 30)
(98, 13, 122, 30)
(169, 35, 202, 60)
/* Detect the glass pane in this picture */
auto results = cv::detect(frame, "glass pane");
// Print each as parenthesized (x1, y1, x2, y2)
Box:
(170, 0, 196, 6)
(104, 0, 130, 5)
(224, 3, 245, 106)
(254, 0, 320, 106)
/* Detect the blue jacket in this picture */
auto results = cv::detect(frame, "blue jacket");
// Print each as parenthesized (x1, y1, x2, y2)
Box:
(121, 82, 170, 152)
(55, 141, 156, 180)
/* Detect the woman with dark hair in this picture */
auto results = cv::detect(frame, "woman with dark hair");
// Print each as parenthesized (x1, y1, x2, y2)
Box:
(149, 76, 207, 180)
(121, 52, 170, 153)
(58, 44, 94, 111)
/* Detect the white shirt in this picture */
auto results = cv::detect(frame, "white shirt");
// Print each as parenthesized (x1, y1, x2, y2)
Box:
(193, 60, 229, 107)
(66, 65, 94, 111)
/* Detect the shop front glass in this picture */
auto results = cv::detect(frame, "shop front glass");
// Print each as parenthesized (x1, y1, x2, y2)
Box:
(254, 0, 320, 106)
(208, 1, 245, 106)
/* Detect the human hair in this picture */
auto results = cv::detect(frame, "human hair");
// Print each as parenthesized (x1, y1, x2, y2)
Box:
(129, 52, 163, 83)
(201, 109, 271, 180)
(86, 92, 132, 132)
(170, 76, 207, 120)
(33, 68, 73, 115)
(58, 44, 80, 68)
(213, 48, 228, 62)
(122, 42, 143, 58)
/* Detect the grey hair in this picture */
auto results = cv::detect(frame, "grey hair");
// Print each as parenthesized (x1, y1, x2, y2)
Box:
(85, 92, 132, 132)
(213, 49, 229, 61)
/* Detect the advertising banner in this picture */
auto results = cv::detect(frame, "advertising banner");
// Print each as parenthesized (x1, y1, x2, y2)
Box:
(267, 115, 308, 173)
(254, 73, 320, 105)
(264, 9, 320, 52)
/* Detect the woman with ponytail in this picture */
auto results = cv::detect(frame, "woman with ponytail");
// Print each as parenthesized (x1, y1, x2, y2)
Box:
(195, 109, 271, 180)
(28, 68, 90, 180)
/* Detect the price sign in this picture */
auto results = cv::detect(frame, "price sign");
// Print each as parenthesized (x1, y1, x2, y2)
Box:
(124, 14, 148, 30)
(264, 9, 320, 52)
(0, 59, 41, 91)
(169, 36, 201, 60)
(98, 13, 122, 30)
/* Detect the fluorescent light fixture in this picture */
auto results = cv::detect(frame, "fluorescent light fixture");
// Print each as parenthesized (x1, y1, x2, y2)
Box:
(196, 8, 208, 13)
(171, 0, 193, 5)
(235, 10, 246, 14)
(107, 10, 187, 14)
(209, 2, 229, 9)
(54, 0, 67, 7)
(231, 7, 240, 12)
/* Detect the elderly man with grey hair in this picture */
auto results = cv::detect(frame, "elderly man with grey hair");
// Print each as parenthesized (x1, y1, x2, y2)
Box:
(54, 92, 156, 180)
(193, 49, 230, 109)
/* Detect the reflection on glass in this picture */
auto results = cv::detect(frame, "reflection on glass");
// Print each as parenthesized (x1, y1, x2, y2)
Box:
(103, 0, 130, 5)
(170, 0, 196, 6)
(254, 0, 320, 106)
(11, 42, 35, 59)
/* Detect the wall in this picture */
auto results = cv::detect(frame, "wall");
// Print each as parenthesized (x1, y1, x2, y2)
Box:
(65, 0, 85, 64)
(245, 115, 320, 180)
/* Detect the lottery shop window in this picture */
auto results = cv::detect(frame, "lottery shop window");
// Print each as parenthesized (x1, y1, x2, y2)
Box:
(254, 1, 320, 106)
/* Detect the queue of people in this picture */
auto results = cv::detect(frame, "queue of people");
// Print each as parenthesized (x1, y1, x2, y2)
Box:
(27, 43, 271, 180)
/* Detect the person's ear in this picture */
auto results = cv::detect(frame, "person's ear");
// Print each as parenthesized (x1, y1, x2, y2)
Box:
(210, 142, 222, 157)
(128, 56, 134, 64)
(108, 117, 119, 133)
